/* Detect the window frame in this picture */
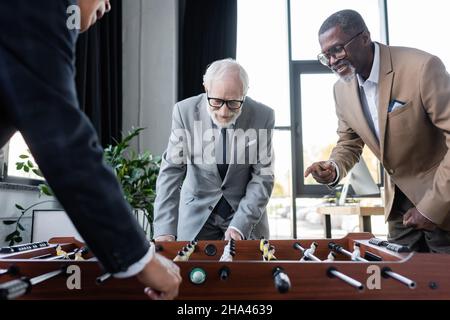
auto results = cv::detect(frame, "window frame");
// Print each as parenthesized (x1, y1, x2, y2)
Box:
(291, 60, 334, 197)
(290, 61, 384, 197)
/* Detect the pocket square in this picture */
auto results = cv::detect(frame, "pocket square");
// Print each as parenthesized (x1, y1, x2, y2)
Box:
(388, 99, 406, 113)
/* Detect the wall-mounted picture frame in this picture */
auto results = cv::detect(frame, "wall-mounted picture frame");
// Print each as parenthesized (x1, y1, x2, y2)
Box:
(31, 209, 83, 242)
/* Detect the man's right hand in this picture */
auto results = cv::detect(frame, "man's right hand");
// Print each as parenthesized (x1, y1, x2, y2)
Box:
(137, 253, 182, 300)
(304, 161, 337, 184)
(78, 0, 110, 32)
(155, 235, 176, 242)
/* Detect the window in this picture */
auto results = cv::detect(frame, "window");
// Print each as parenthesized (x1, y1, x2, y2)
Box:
(290, 1, 385, 197)
(237, 0, 290, 127)
(237, 0, 292, 238)
(292, 64, 382, 196)
(1, 132, 43, 184)
(238, 0, 390, 238)
(387, 0, 450, 68)
(234, 0, 449, 238)
(300, 73, 338, 180)
(290, 0, 383, 60)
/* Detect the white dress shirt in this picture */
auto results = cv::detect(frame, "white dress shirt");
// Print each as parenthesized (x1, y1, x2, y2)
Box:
(356, 42, 380, 139)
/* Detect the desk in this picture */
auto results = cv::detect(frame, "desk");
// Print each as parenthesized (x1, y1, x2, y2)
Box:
(316, 205, 384, 238)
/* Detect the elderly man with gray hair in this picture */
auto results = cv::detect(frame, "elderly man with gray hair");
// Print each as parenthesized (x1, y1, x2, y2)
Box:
(154, 58, 275, 241)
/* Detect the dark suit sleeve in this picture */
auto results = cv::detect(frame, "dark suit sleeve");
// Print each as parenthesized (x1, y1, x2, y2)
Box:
(0, 1, 149, 273)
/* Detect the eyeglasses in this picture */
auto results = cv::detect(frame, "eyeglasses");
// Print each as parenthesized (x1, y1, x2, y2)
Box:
(207, 95, 245, 110)
(317, 31, 364, 67)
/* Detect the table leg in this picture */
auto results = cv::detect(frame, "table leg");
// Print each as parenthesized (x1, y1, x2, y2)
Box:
(360, 216, 372, 232)
(324, 214, 332, 238)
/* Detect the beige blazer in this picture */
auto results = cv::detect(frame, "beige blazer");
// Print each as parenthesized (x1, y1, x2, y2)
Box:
(330, 42, 450, 231)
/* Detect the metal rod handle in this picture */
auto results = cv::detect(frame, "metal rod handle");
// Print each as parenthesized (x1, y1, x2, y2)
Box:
(96, 273, 112, 284)
(0, 278, 30, 300)
(327, 267, 364, 291)
(383, 268, 416, 289)
(30, 268, 65, 286)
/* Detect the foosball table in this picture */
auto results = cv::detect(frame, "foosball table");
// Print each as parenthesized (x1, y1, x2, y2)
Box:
(1, 232, 449, 300)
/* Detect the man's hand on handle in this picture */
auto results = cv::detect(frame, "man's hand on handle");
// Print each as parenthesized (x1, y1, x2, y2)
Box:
(137, 253, 182, 300)
(304, 161, 337, 185)
(403, 208, 436, 231)
(225, 228, 243, 241)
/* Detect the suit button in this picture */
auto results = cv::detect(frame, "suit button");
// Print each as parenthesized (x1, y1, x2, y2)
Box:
(388, 169, 395, 175)
(208, 206, 214, 210)
(221, 186, 226, 190)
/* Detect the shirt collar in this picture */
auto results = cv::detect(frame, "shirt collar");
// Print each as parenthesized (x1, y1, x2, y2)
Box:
(357, 42, 380, 87)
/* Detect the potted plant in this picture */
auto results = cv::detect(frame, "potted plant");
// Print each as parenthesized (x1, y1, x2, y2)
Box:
(103, 127, 161, 239)
(3, 127, 160, 245)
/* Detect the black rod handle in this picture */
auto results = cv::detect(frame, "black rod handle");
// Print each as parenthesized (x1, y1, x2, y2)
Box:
(0, 265, 19, 277)
(272, 267, 291, 294)
(0, 278, 31, 300)
(219, 266, 230, 281)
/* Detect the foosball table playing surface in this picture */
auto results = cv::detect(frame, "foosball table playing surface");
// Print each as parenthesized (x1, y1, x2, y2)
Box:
(1, 232, 449, 300)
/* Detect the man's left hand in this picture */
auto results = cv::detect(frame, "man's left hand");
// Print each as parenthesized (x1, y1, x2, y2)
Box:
(403, 207, 436, 231)
(224, 228, 243, 241)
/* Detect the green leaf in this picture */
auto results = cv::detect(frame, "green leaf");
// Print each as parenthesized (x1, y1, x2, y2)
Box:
(19, 154, 29, 159)
(27, 160, 34, 168)
(15, 237, 23, 243)
(18, 223, 25, 231)
(15, 204, 25, 211)
(32, 169, 43, 177)
(23, 166, 29, 173)
(3, 220, 17, 225)
(16, 162, 24, 170)
(5, 231, 19, 241)
(39, 185, 53, 196)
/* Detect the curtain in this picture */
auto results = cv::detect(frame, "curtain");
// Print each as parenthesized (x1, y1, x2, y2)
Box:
(178, 0, 238, 101)
(75, 0, 123, 147)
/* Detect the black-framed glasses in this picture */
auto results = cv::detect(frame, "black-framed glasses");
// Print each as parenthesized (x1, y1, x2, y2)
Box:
(317, 31, 364, 67)
(207, 95, 245, 110)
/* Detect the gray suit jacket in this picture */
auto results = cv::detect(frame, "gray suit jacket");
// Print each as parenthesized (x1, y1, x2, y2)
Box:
(154, 93, 275, 240)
